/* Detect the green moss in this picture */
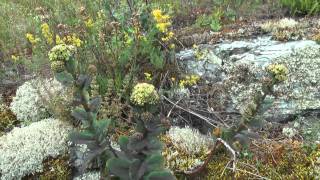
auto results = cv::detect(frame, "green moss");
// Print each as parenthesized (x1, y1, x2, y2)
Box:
(202, 141, 320, 179)
(23, 155, 71, 180)
(0, 107, 18, 136)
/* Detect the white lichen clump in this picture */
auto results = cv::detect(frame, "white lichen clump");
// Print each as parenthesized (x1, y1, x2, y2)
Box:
(261, 18, 298, 32)
(0, 118, 72, 180)
(10, 78, 64, 123)
(282, 127, 297, 138)
(73, 171, 101, 180)
(167, 126, 213, 154)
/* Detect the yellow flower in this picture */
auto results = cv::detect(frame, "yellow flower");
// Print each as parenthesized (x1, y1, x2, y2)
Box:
(169, 44, 175, 49)
(41, 23, 53, 45)
(152, 9, 163, 22)
(156, 22, 171, 33)
(85, 18, 94, 28)
(70, 34, 83, 47)
(144, 72, 152, 81)
(63, 34, 83, 47)
(179, 75, 200, 88)
(25, 33, 39, 45)
(130, 83, 159, 106)
(161, 31, 174, 41)
(267, 64, 288, 82)
(152, 9, 172, 33)
(124, 32, 130, 44)
(11, 55, 18, 61)
(56, 35, 64, 45)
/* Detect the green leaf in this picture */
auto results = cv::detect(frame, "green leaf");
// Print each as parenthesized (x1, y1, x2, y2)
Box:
(76, 75, 91, 90)
(93, 118, 111, 132)
(210, 19, 221, 32)
(65, 57, 76, 74)
(130, 159, 142, 179)
(89, 97, 101, 113)
(71, 107, 89, 127)
(107, 157, 131, 180)
(144, 170, 175, 180)
(69, 130, 94, 141)
(118, 136, 129, 151)
(128, 137, 147, 152)
(55, 71, 74, 86)
(145, 154, 164, 171)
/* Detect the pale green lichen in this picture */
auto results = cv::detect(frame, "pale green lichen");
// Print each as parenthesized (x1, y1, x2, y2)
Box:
(0, 118, 72, 180)
(162, 126, 213, 172)
(130, 83, 159, 106)
(260, 18, 302, 41)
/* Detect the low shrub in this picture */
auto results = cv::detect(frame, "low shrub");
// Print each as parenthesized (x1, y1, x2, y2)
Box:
(281, 0, 320, 15)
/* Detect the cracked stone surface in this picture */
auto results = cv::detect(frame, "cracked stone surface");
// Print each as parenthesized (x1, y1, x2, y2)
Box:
(177, 36, 320, 122)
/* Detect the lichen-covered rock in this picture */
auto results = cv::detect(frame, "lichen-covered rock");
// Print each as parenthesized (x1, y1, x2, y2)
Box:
(176, 37, 320, 122)
(0, 118, 72, 180)
(10, 78, 65, 124)
(176, 45, 224, 82)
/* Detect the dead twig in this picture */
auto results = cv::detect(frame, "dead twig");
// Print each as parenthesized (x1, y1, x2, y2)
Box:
(162, 95, 222, 128)
(184, 138, 238, 176)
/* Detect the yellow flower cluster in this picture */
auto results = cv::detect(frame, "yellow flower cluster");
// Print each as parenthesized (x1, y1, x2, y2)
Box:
(130, 83, 159, 106)
(41, 23, 53, 45)
(11, 55, 19, 62)
(144, 72, 152, 81)
(267, 64, 289, 82)
(152, 9, 174, 44)
(85, 18, 94, 28)
(179, 75, 200, 88)
(56, 34, 83, 47)
(48, 44, 76, 73)
(25, 33, 40, 45)
(64, 34, 83, 47)
(161, 31, 174, 42)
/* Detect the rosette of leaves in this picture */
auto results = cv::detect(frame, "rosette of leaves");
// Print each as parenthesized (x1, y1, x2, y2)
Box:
(48, 45, 114, 174)
(107, 83, 175, 180)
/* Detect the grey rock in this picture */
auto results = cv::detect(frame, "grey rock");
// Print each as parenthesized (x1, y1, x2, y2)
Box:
(176, 36, 320, 122)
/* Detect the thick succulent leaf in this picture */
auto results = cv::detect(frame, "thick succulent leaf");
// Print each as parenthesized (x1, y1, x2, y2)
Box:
(118, 136, 129, 152)
(77, 75, 91, 90)
(145, 154, 164, 171)
(144, 170, 176, 180)
(93, 119, 111, 136)
(247, 116, 264, 129)
(69, 130, 94, 141)
(55, 71, 74, 86)
(89, 97, 102, 113)
(234, 133, 250, 147)
(144, 139, 163, 155)
(69, 132, 99, 149)
(137, 154, 164, 177)
(107, 158, 131, 180)
(130, 159, 143, 179)
(65, 57, 76, 74)
(72, 90, 83, 106)
(71, 107, 89, 127)
(128, 137, 147, 152)
(79, 146, 108, 173)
